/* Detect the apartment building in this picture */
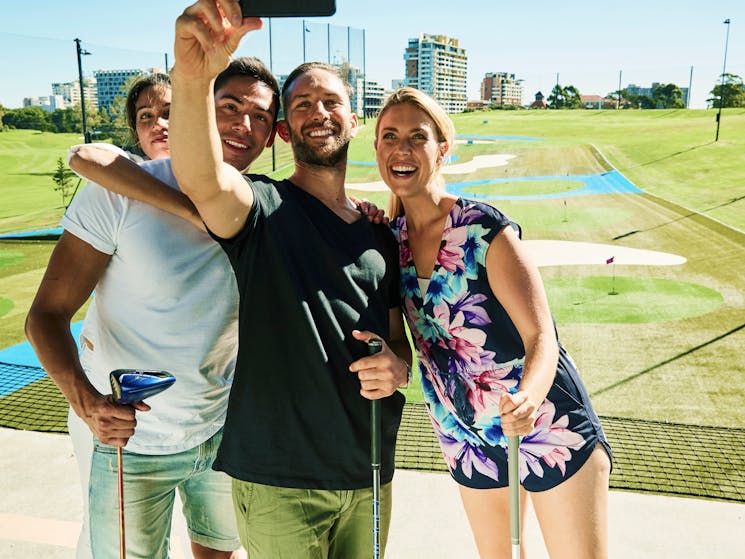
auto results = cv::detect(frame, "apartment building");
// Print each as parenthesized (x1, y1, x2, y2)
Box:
(481, 72, 523, 106)
(24, 95, 67, 112)
(51, 79, 98, 110)
(94, 68, 162, 110)
(404, 33, 467, 113)
(355, 77, 387, 117)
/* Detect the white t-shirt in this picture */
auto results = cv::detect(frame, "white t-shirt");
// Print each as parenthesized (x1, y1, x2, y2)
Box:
(62, 158, 239, 454)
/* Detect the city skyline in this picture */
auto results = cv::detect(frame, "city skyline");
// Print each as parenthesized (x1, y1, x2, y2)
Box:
(1, 0, 743, 110)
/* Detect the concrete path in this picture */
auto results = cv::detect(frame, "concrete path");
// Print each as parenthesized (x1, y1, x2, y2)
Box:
(1, 428, 742, 558)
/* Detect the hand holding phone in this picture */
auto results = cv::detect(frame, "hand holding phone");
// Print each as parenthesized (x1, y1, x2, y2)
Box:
(239, 0, 336, 17)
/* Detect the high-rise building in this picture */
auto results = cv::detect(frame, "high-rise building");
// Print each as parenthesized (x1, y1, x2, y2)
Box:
(481, 72, 523, 106)
(94, 68, 163, 111)
(355, 77, 386, 118)
(52, 79, 98, 110)
(23, 95, 67, 112)
(404, 33, 467, 113)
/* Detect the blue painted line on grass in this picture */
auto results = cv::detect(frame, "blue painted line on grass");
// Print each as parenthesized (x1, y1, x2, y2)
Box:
(0, 227, 63, 239)
(0, 322, 82, 396)
(446, 170, 644, 200)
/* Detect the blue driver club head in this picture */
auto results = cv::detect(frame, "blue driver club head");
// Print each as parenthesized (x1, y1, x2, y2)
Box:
(109, 370, 176, 405)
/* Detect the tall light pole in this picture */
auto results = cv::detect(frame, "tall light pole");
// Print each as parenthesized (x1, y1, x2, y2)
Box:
(74, 38, 92, 143)
(715, 18, 731, 142)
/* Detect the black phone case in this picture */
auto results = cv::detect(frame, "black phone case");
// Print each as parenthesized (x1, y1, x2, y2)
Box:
(240, 0, 336, 17)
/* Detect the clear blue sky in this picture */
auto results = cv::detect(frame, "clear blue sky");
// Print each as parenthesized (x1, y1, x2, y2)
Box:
(1, 0, 743, 109)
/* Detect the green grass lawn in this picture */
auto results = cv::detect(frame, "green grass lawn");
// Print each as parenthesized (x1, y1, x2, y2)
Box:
(1, 109, 744, 428)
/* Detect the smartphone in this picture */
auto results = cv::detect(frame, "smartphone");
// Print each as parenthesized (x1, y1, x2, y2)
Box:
(239, 0, 336, 17)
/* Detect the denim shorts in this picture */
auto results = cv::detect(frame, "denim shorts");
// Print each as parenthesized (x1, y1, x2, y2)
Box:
(232, 480, 393, 559)
(89, 428, 240, 558)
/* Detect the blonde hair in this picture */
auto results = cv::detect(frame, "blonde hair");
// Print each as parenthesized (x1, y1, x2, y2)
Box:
(375, 87, 455, 218)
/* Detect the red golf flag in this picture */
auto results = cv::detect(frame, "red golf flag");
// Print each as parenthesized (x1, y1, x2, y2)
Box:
(606, 256, 615, 264)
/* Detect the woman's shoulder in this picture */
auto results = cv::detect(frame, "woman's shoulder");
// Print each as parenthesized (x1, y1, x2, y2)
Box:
(453, 198, 514, 226)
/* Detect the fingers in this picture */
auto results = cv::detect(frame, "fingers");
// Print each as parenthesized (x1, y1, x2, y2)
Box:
(178, 0, 261, 51)
(500, 391, 538, 437)
(87, 396, 140, 447)
(353, 199, 389, 225)
(349, 330, 406, 398)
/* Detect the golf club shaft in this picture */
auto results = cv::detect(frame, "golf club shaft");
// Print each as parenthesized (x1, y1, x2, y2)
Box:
(368, 338, 383, 559)
(117, 446, 125, 559)
(508, 435, 520, 559)
(372, 401, 381, 559)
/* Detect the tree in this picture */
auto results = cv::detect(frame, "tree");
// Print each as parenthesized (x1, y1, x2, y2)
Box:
(2, 106, 54, 132)
(547, 84, 583, 109)
(708, 73, 745, 108)
(621, 90, 655, 109)
(96, 96, 130, 147)
(49, 107, 80, 133)
(51, 157, 76, 206)
(564, 85, 583, 109)
(652, 83, 685, 109)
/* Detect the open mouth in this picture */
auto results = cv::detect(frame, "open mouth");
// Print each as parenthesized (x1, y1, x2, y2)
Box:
(391, 164, 417, 177)
(224, 138, 249, 150)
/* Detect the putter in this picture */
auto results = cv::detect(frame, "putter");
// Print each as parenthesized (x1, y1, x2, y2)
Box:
(508, 435, 520, 559)
(109, 369, 175, 559)
(367, 338, 383, 559)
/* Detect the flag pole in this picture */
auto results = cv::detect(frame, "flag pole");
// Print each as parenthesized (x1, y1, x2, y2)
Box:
(606, 256, 617, 295)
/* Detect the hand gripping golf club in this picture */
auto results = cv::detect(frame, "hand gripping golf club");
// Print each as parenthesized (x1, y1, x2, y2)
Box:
(109, 370, 175, 559)
(508, 434, 521, 559)
(367, 338, 383, 559)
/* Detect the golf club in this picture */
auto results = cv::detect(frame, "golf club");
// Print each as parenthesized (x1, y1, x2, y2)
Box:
(109, 369, 175, 559)
(508, 434, 520, 559)
(367, 338, 383, 559)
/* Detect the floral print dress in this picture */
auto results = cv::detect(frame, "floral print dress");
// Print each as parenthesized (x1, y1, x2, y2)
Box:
(391, 198, 611, 491)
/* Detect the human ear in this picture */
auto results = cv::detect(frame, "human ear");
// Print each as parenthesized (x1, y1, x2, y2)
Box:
(276, 120, 291, 143)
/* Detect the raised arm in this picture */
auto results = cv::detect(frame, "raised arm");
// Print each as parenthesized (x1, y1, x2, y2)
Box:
(486, 225, 559, 436)
(68, 144, 204, 231)
(170, 0, 261, 238)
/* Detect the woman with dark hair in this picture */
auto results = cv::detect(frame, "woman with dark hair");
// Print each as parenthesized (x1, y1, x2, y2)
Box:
(123, 72, 171, 159)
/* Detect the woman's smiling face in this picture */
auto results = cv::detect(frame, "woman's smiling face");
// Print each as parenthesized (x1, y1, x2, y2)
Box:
(375, 102, 445, 198)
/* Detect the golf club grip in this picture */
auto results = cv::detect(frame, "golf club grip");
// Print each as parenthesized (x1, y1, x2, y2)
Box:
(508, 435, 520, 550)
(367, 338, 383, 465)
(367, 338, 383, 559)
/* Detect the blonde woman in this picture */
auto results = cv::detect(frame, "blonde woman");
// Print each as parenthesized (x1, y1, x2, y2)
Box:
(376, 88, 612, 559)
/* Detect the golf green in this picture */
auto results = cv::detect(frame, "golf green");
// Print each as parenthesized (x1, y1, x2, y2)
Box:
(0, 250, 25, 269)
(545, 276, 723, 324)
(494, 203, 635, 233)
(0, 297, 13, 319)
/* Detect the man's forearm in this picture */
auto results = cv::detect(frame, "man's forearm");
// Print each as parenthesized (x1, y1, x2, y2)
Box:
(169, 70, 225, 203)
(25, 311, 101, 416)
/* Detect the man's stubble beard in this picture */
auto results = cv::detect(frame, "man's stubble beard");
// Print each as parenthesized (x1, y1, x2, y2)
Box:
(289, 125, 351, 168)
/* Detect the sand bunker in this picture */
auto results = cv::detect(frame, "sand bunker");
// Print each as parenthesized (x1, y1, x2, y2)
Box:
(346, 154, 515, 192)
(442, 154, 515, 175)
(523, 240, 686, 267)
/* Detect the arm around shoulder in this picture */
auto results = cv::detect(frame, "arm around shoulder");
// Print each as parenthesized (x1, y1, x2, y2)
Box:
(68, 145, 205, 231)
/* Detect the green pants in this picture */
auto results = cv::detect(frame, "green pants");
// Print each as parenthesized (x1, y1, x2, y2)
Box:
(232, 479, 392, 559)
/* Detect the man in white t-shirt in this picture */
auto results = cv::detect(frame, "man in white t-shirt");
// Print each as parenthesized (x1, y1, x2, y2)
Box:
(25, 57, 279, 559)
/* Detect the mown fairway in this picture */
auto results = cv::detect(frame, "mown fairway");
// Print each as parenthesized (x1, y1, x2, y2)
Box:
(1, 108, 743, 427)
